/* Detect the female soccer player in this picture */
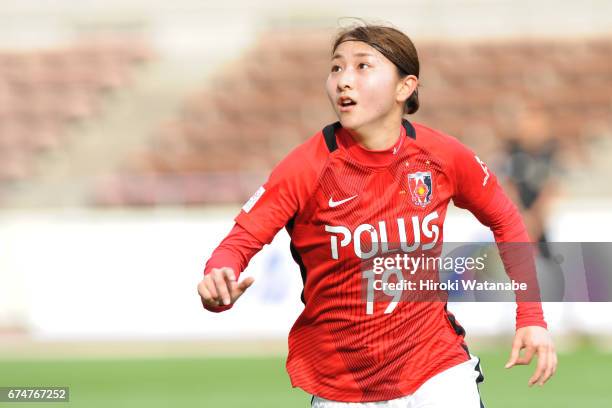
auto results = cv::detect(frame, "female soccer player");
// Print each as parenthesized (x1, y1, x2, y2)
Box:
(197, 23, 557, 407)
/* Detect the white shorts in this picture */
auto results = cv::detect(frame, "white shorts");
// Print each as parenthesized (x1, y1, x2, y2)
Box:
(311, 354, 485, 408)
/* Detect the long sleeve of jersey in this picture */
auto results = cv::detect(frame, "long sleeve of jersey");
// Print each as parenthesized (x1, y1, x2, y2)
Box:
(201, 139, 324, 313)
(202, 223, 264, 313)
(451, 141, 547, 330)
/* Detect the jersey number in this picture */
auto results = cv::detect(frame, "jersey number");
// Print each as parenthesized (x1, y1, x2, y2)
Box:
(362, 268, 402, 315)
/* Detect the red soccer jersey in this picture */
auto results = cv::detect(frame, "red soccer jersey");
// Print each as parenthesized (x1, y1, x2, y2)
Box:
(209, 119, 546, 402)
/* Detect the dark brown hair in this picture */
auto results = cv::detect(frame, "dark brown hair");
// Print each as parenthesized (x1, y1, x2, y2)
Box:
(331, 22, 420, 115)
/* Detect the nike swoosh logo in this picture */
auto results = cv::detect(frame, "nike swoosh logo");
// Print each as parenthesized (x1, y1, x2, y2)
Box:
(329, 194, 358, 208)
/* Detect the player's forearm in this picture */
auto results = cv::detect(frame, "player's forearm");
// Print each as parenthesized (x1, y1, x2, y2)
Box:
(476, 185, 547, 330)
(202, 223, 264, 312)
(204, 223, 263, 274)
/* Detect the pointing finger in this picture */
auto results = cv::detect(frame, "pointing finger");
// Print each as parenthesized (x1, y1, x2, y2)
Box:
(221, 267, 236, 283)
(212, 270, 231, 305)
(505, 340, 522, 369)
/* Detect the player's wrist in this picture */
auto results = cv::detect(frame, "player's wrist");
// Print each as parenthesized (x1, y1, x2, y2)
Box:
(515, 320, 548, 331)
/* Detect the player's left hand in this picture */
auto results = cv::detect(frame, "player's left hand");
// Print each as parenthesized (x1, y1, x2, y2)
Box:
(505, 325, 557, 387)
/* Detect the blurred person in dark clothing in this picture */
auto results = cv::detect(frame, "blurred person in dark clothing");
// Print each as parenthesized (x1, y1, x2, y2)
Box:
(501, 103, 562, 260)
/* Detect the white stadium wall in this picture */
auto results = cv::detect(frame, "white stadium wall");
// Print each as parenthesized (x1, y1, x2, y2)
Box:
(1, 200, 612, 341)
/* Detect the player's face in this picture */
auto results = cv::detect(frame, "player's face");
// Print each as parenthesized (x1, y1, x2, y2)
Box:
(326, 40, 404, 130)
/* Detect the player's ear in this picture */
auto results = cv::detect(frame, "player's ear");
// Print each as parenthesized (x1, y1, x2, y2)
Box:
(396, 74, 418, 104)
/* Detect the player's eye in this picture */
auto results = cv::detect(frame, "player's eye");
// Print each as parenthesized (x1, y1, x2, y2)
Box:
(330, 63, 368, 72)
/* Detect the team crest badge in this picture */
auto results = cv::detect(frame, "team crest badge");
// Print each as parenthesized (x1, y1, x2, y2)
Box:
(408, 171, 433, 207)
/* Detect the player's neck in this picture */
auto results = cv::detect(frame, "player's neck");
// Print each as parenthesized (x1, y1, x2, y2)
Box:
(344, 116, 402, 151)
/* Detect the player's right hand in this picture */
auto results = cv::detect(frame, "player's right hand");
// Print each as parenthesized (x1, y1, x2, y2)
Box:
(197, 267, 255, 308)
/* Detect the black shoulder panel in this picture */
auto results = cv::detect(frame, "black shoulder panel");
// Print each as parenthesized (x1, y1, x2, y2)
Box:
(322, 121, 341, 152)
(402, 119, 417, 139)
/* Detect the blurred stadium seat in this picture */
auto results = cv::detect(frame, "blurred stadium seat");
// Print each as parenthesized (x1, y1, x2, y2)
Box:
(82, 31, 611, 206)
(0, 38, 153, 186)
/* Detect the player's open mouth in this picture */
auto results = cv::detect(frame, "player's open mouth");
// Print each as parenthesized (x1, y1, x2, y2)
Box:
(338, 96, 357, 112)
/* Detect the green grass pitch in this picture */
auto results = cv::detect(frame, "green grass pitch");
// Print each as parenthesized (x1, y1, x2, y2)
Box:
(0, 346, 610, 407)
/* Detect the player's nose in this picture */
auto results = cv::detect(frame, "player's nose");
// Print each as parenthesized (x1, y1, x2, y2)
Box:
(337, 68, 355, 91)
